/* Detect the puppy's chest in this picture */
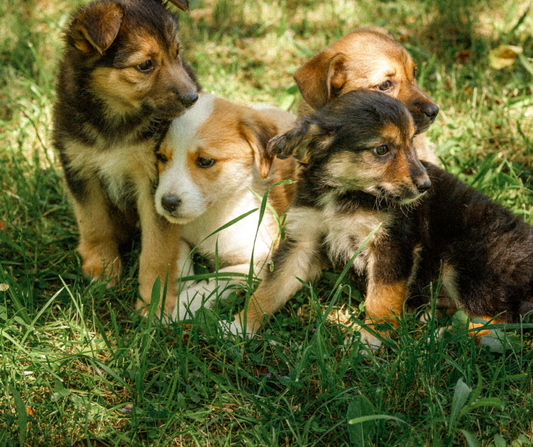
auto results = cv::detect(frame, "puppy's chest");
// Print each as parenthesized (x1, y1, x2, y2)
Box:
(290, 199, 392, 273)
(181, 192, 277, 264)
(68, 136, 157, 206)
(324, 207, 390, 271)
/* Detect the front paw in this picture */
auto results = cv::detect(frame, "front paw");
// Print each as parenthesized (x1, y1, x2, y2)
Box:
(172, 284, 217, 321)
(79, 244, 122, 287)
(358, 329, 383, 352)
(136, 276, 178, 318)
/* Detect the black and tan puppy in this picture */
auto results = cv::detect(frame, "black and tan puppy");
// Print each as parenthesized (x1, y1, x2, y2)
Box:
(294, 27, 440, 164)
(53, 0, 200, 315)
(232, 90, 533, 347)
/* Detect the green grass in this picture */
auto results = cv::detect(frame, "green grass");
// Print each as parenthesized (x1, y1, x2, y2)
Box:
(2, 0, 533, 445)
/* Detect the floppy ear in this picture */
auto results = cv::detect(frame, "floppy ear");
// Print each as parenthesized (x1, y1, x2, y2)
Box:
(294, 52, 347, 110)
(240, 114, 281, 180)
(267, 118, 324, 164)
(69, 3, 124, 54)
(166, 0, 190, 12)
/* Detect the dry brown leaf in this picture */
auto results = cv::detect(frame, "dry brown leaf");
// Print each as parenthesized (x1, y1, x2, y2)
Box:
(489, 45, 523, 70)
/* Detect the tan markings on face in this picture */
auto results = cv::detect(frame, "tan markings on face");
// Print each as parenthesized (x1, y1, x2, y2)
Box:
(89, 32, 171, 113)
(377, 121, 416, 184)
(156, 140, 174, 176)
(325, 151, 386, 191)
(328, 31, 417, 98)
(380, 122, 404, 144)
(181, 99, 257, 201)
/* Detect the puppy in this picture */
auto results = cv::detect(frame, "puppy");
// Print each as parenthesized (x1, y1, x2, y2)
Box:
(154, 94, 297, 319)
(53, 0, 200, 315)
(234, 90, 533, 348)
(294, 27, 440, 164)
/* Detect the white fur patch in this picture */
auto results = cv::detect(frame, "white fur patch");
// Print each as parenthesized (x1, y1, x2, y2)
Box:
(155, 94, 216, 223)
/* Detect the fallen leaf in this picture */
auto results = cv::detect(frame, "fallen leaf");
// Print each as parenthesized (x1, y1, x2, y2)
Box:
(489, 45, 523, 70)
(455, 49, 472, 64)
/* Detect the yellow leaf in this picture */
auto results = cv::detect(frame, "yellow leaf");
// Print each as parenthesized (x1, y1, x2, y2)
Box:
(489, 45, 523, 70)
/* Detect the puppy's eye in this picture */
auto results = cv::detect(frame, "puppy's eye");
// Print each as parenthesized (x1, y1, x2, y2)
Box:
(374, 145, 389, 156)
(196, 157, 216, 168)
(136, 60, 153, 72)
(377, 80, 392, 92)
(156, 153, 168, 163)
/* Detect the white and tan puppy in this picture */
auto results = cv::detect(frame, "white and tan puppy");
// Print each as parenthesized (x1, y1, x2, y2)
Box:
(154, 93, 297, 319)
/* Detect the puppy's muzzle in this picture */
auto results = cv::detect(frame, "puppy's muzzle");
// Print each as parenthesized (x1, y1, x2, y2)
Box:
(415, 176, 432, 193)
(180, 91, 199, 108)
(161, 194, 181, 213)
(423, 102, 439, 123)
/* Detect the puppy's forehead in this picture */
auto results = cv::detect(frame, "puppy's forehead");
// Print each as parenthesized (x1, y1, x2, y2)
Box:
(196, 98, 253, 155)
(333, 31, 416, 84)
(167, 94, 216, 153)
(380, 121, 414, 143)
(114, 28, 179, 65)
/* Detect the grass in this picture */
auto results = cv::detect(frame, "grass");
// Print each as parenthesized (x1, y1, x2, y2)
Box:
(1, 0, 533, 445)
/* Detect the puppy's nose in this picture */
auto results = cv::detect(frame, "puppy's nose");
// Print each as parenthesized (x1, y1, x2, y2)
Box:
(416, 177, 432, 193)
(424, 103, 439, 122)
(181, 92, 198, 108)
(161, 194, 181, 212)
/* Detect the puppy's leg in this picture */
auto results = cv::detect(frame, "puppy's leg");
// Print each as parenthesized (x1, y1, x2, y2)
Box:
(234, 234, 323, 335)
(360, 241, 417, 350)
(362, 280, 409, 349)
(136, 184, 180, 316)
(72, 177, 122, 286)
(175, 262, 257, 320)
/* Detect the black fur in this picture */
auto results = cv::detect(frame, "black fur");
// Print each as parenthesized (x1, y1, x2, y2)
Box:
(269, 90, 533, 324)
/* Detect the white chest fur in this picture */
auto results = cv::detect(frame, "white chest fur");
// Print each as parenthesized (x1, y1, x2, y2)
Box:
(286, 200, 391, 274)
(65, 135, 157, 206)
(181, 188, 278, 266)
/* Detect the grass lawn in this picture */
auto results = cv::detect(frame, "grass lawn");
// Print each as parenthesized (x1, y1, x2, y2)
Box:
(1, 0, 533, 445)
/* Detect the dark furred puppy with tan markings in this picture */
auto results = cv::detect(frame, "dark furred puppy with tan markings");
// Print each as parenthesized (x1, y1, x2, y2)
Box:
(53, 0, 200, 315)
(294, 27, 440, 165)
(232, 90, 533, 348)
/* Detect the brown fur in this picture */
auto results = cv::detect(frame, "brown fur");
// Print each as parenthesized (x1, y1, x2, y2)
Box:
(53, 0, 200, 316)
(152, 94, 297, 320)
(294, 27, 439, 164)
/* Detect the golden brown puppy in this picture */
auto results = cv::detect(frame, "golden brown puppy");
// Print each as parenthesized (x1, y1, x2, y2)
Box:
(53, 0, 200, 316)
(294, 27, 439, 164)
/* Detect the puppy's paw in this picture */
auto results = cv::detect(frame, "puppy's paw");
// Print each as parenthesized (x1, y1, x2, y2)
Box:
(172, 282, 217, 321)
(218, 318, 254, 339)
(81, 249, 122, 286)
(267, 134, 290, 159)
(358, 329, 383, 352)
(426, 326, 448, 344)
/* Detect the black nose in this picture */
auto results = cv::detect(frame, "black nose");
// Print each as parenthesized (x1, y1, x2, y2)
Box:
(161, 194, 181, 212)
(424, 103, 439, 121)
(416, 177, 432, 193)
(181, 92, 198, 108)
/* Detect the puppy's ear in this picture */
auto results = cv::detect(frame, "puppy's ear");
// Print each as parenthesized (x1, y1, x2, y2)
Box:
(165, 0, 190, 12)
(267, 119, 325, 164)
(294, 52, 347, 110)
(240, 114, 282, 180)
(70, 3, 124, 54)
